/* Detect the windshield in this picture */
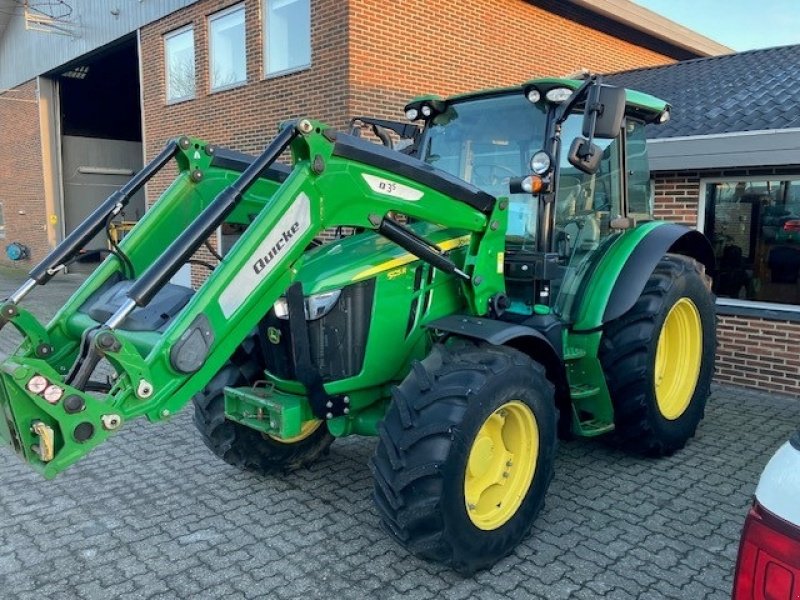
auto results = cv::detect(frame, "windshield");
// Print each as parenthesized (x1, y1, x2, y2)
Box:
(419, 94, 548, 245)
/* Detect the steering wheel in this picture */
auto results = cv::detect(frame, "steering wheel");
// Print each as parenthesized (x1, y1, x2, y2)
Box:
(472, 164, 517, 187)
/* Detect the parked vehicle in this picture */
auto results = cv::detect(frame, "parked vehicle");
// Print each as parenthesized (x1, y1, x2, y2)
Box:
(733, 431, 800, 599)
(0, 75, 716, 573)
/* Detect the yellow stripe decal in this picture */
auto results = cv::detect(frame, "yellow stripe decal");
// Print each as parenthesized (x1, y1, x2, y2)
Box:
(353, 235, 471, 281)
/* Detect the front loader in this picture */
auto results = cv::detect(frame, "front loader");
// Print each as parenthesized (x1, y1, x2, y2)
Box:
(0, 76, 715, 574)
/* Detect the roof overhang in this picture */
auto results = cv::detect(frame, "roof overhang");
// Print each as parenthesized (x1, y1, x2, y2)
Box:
(648, 129, 800, 172)
(567, 0, 732, 57)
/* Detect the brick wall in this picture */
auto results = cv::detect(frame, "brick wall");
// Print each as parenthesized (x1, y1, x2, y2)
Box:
(140, 0, 349, 286)
(716, 314, 800, 395)
(137, 0, 681, 282)
(141, 0, 681, 199)
(653, 171, 701, 226)
(654, 166, 800, 395)
(347, 0, 679, 121)
(0, 81, 49, 268)
(140, 0, 349, 205)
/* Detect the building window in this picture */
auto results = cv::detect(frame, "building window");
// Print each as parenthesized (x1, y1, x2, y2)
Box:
(264, 0, 311, 76)
(703, 177, 800, 306)
(164, 25, 195, 103)
(0, 202, 5, 238)
(209, 4, 247, 91)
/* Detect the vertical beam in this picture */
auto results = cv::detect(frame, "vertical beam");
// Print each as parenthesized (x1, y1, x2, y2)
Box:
(136, 29, 149, 207)
(36, 75, 64, 250)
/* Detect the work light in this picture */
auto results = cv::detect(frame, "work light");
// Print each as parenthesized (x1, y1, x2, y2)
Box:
(545, 87, 572, 103)
(530, 151, 552, 175)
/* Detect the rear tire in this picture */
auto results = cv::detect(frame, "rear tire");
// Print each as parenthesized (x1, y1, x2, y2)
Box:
(599, 254, 716, 456)
(193, 365, 333, 475)
(371, 342, 557, 575)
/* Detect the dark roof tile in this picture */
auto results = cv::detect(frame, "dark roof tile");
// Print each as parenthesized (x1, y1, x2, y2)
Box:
(606, 44, 800, 139)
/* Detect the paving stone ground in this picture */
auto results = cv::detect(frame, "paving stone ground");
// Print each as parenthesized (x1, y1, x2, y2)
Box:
(0, 267, 797, 599)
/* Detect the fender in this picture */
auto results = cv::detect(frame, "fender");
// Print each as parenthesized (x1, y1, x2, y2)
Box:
(572, 222, 715, 331)
(426, 314, 571, 431)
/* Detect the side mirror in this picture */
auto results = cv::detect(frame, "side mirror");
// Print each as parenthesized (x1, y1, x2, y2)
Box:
(567, 137, 602, 175)
(583, 84, 625, 140)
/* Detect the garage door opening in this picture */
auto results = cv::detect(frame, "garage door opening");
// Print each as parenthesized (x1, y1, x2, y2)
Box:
(57, 36, 143, 270)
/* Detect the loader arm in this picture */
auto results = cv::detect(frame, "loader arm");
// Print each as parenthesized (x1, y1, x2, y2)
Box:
(0, 119, 508, 477)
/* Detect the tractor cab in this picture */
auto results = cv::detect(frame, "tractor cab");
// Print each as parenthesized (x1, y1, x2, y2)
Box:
(405, 77, 670, 317)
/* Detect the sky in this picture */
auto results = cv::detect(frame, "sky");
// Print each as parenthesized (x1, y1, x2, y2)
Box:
(631, 0, 800, 51)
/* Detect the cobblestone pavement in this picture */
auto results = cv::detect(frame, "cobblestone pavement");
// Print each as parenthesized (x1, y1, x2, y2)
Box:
(0, 268, 797, 599)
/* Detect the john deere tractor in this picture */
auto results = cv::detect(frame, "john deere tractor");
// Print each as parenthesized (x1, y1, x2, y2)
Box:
(0, 76, 715, 573)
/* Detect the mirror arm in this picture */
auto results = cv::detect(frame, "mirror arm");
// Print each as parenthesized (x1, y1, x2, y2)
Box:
(581, 81, 604, 155)
(555, 75, 599, 126)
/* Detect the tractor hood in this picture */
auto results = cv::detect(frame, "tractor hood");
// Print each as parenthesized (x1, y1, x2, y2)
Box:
(295, 223, 471, 293)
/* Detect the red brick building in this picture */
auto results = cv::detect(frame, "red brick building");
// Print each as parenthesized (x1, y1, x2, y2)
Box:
(609, 46, 800, 395)
(0, 0, 724, 267)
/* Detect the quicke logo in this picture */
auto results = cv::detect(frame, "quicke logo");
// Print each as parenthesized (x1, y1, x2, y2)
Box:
(253, 222, 301, 274)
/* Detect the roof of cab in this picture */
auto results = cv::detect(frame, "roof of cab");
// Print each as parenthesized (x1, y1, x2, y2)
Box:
(410, 77, 669, 123)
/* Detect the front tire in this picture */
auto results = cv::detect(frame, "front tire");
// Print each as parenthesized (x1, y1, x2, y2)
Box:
(193, 365, 334, 475)
(371, 342, 557, 574)
(600, 254, 716, 456)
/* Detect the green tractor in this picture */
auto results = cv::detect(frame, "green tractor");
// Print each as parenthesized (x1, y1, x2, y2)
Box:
(0, 75, 715, 573)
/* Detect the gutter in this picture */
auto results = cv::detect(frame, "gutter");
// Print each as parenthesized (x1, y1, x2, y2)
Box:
(647, 129, 800, 172)
(566, 0, 732, 57)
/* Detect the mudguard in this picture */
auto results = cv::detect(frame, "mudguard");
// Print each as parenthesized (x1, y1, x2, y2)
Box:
(572, 222, 714, 331)
(428, 314, 557, 349)
(426, 314, 571, 420)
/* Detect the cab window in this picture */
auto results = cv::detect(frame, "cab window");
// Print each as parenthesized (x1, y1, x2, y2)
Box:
(626, 119, 651, 217)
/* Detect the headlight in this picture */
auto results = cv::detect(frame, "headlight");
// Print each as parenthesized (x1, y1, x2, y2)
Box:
(405, 107, 419, 121)
(305, 290, 342, 320)
(545, 87, 572, 103)
(526, 88, 541, 103)
(530, 151, 552, 175)
(273, 289, 343, 321)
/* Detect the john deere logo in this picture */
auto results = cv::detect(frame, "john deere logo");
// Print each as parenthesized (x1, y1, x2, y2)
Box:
(267, 327, 281, 344)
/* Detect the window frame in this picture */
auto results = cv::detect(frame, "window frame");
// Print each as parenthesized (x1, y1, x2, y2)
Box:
(699, 173, 800, 314)
(163, 24, 196, 105)
(263, 0, 312, 79)
(208, 3, 248, 93)
(623, 118, 653, 220)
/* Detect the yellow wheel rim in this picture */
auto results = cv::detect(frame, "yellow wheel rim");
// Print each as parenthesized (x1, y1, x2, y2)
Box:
(268, 420, 323, 444)
(654, 297, 703, 420)
(464, 400, 539, 531)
